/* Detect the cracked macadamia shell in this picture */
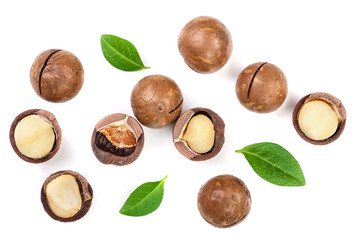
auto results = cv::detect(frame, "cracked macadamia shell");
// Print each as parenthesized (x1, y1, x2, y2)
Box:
(9, 109, 61, 163)
(91, 113, 144, 166)
(292, 92, 346, 145)
(41, 170, 93, 222)
(30, 49, 84, 103)
(131, 75, 183, 128)
(173, 108, 225, 161)
(236, 62, 287, 113)
(197, 175, 251, 228)
(178, 16, 233, 73)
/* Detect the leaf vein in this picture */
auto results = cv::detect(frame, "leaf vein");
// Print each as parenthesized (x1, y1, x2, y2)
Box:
(103, 40, 144, 69)
(240, 150, 304, 183)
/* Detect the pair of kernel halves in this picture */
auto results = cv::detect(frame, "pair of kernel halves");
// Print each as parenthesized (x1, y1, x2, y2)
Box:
(10, 110, 93, 222)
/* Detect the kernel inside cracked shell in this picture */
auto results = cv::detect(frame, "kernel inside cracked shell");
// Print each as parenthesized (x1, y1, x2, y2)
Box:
(14, 114, 55, 159)
(176, 114, 215, 154)
(298, 99, 341, 141)
(95, 116, 137, 157)
(45, 174, 82, 219)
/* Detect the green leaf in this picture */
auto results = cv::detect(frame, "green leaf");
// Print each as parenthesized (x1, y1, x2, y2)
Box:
(120, 175, 168, 216)
(100, 34, 150, 71)
(236, 142, 305, 186)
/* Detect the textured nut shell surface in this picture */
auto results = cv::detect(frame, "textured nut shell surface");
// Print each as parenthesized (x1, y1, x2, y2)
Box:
(292, 92, 346, 145)
(91, 113, 144, 166)
(197, 174, 251, 228)
(178, 16, 233, 73)
(30, 49, 84, 103)
(131, 75, 183, 128)
(30, 49, 59, 94)
(173, 108, 225, 161)
(9, 109, 62, 163)
(236, 62, 288, 113)
(41, 170, 93, 222)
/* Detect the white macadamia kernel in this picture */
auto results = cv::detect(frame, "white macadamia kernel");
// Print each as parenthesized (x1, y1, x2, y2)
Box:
(14, 115, 55, 159)
(298, 100, 341, 141)
(46, 174, 82, 219)
(180, 114, 215, 154)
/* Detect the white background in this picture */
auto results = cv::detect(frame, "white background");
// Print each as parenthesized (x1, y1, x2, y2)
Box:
(0, 0, 359, 239)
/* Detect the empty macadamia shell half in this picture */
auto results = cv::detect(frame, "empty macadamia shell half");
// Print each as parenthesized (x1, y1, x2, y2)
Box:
(9, 109, 61, 163)
(293, 92, 346, 145)
(91, 113, 144, 166)
(197, 174, 251, 228)
(173, 108, 225, 161)
(178, 16, 233, 73)
(41, 170, 93, 222)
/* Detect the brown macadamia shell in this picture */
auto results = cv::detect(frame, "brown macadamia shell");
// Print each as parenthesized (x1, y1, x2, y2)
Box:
(236, 62, 288, 113)
(197, 174, 251, 228)
(178, 16, 233, 73)
(131, 75, 183, 128)
(173, 108, 225, 161)
(292, 92, 346, 145)
(9, 109, 62, 163)
(41, 170, 93, 222)
(91, 113, 144, 166)
(30, 49, 84, 103)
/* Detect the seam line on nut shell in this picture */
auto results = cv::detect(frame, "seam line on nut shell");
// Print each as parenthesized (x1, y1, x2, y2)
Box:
(169, 99, 183, 114)
(247, 62, 267, 99)
(38, 50, 62, 95)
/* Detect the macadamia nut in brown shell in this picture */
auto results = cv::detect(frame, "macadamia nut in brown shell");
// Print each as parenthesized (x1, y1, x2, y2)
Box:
(292, 92, 346, 145)
(178, 16, 233, 73)
(91, 113, 145, 166)
(131, 75, 183, 128)
(173, 108, 225, 161)
(41, 170, 93, 222)
(236, 62, 288, 113)
(197, 175, 251, 228)
(9, 109, 62, 163)
(30, 49, 84, 103)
